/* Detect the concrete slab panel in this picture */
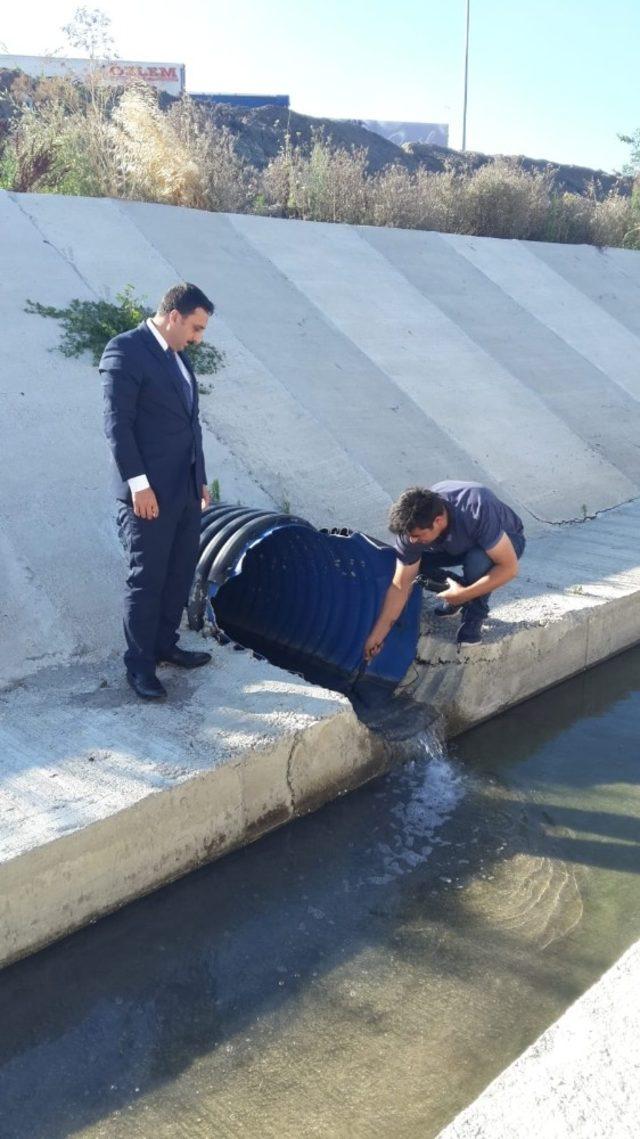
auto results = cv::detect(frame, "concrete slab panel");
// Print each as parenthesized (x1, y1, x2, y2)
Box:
(121, 203, 492, 500)
(527, 240, 640, 338)
(363, 227, 640, 490)
(232, 216, 636, 524)
(195, 322, 392, 534)
(442, 232, 640, 402)
(0, 193, 122, 681)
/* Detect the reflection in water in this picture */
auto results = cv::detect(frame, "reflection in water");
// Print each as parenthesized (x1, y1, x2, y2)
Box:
(1, 649, 640, 1139)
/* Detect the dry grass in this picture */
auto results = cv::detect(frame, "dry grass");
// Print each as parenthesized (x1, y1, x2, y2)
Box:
(370, 165, 460, 231)
(109, 87, 200, 205)
(1, 77, 638, 249)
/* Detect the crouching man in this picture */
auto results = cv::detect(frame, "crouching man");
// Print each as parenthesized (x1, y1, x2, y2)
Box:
(364, 481, 526, 659)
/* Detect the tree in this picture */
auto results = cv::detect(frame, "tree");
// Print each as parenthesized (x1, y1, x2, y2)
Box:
(618, 129, 640, 176)
(61, 7, 116, 61)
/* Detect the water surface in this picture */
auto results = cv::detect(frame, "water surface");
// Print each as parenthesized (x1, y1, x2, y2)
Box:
(1, 648, 640, 1138)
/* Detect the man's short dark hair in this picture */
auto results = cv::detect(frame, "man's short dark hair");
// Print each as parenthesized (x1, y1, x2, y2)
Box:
(158, 283, 214, 317)
(388, 487, 447, 533)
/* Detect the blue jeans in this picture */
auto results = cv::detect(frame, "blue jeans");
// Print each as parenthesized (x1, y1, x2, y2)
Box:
(419, 532, 526, 621)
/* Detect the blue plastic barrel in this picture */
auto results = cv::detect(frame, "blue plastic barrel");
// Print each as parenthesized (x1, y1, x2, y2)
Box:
(188, 505, 421, 703)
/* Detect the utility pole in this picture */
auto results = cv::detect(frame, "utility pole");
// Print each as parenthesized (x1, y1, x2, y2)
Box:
(461, 0, 470, 150)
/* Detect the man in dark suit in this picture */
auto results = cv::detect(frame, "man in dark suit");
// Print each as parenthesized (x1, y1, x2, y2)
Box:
(100, 283, 215, 699)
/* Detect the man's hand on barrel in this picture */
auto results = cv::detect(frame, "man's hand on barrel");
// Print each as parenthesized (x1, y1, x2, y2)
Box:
(362, 560, 421, 666)
(363, 633, 385, 663)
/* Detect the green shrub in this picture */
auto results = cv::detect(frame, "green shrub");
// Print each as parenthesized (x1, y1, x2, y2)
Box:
(263, 133, 370, 223)
(1, 76, 117, 196)
(455, 160, 550, 239)
(540, 192, 594, 244)
(25, 285, 225, 373)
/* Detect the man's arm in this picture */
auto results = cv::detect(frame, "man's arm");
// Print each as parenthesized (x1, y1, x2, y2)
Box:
(363, 559, 421, 662)
(182, 355, 209, 511)
(194, 410, 209, 510)
(100, 348, 159, 521)
(440, 533, 519, 606)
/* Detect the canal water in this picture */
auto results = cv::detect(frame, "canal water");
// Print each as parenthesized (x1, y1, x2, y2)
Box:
(1, 647, 640, 1139)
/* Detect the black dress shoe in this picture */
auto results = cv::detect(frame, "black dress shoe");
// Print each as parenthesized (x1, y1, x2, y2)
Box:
(157, 648, 212, 669)
(127, 671, 167, 699)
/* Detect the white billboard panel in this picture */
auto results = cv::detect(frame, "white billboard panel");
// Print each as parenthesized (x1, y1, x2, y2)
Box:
(362, 120, 449, 147)
(0, 54, 185, 96)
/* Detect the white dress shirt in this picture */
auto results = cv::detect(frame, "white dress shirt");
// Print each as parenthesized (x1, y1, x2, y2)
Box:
(127, 319, 194, 494)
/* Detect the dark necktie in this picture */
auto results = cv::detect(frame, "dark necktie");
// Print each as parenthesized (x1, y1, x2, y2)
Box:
(166, 347, 193, 413)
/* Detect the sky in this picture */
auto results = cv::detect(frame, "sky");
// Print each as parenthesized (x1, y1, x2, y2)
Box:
(1, 0, 638, 173)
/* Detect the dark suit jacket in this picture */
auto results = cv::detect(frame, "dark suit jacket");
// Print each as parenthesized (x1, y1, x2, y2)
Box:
(100, 321, 207, 504)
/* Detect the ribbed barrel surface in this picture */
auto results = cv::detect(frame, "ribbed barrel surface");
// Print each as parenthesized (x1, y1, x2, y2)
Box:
(188, 504, 421, 701)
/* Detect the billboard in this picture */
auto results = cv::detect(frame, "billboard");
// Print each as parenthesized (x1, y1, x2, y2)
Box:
(0, 54, 185, 96)
(361, 120, 449, 147)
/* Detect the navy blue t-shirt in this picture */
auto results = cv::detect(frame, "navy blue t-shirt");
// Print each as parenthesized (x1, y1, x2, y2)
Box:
(395, 481, 524, 565)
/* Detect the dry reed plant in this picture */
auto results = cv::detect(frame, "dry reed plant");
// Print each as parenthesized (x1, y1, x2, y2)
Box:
(110, 90, 255, 211)
(109, 87, 205, 206)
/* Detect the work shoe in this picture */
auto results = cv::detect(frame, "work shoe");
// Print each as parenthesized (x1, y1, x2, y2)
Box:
(433, 601, 462, 617)
(127, 671, 167, 699)
(457, 616, 484, 645)
(157, 648, 212, 669)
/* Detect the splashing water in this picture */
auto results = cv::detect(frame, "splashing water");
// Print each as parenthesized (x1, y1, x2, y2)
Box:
(369, 729, 465, 884)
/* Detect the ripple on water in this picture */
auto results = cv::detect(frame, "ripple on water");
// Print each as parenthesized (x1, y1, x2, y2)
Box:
(463, 848, 585, 950)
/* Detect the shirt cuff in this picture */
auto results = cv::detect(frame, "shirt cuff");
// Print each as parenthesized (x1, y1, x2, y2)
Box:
(128, 474, 150, 493)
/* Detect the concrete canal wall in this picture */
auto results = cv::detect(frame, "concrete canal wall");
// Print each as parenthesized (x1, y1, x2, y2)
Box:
(1, 192, 640, 969)
(437, 937, 640, 1139)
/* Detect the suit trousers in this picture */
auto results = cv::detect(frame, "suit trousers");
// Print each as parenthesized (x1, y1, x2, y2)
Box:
(117, 491, 201, 673)
(419, 531, 526, 620)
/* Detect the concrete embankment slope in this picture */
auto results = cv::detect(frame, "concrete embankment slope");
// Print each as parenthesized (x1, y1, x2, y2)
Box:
(1, 191, 640, 968)
(3, 190, 640, 683)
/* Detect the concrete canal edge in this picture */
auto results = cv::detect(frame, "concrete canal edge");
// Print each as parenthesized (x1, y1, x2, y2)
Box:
(416, 585, 640, 737)
(2, 562, 640, 971)
(436, 937, 640, 1139)
(0, 707, 392, 970)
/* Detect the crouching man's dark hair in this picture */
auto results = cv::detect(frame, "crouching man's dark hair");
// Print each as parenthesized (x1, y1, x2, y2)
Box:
(388, 486, 447, 533)
(158, 282, 215, 317)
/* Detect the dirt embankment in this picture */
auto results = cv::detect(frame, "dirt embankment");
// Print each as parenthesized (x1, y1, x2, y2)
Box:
(188, 101, 634, 199)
